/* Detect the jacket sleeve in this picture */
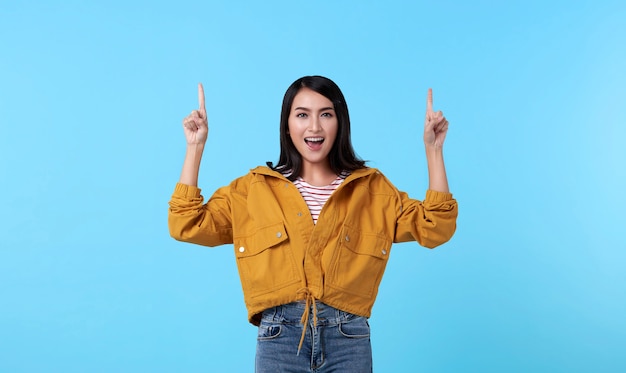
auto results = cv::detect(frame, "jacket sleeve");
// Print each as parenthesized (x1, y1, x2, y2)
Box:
(394, 189, 458, 248)
(168, 182, 234, 247)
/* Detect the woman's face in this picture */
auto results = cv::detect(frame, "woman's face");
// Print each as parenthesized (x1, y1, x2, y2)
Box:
(288, 88, 338, 170)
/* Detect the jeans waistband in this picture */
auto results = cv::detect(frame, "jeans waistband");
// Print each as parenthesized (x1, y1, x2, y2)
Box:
(261, 301, 354, 326)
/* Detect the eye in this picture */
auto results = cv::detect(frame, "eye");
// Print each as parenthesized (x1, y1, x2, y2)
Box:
(296, 112, 308, 118)
(321, 112, 333, 118)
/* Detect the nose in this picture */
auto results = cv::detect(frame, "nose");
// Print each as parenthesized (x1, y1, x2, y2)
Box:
(308, 117, 322, 133)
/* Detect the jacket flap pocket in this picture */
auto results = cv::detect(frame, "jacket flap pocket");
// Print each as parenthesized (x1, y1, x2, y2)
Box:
(235, 222, 288, 258)
(341, 225, 391, 260)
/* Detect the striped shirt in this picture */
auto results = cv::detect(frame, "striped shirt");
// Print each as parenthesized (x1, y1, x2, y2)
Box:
(293, 171, 350, 224)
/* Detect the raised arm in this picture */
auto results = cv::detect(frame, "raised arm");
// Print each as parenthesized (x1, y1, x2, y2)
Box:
(179, 83, 209, 186)
(423, 88, 450, 193)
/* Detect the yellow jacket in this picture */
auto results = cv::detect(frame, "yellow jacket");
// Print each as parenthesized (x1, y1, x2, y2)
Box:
(168, 166, 458, 325)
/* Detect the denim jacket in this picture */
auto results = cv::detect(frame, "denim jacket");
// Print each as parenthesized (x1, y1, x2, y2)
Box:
(168, 166, 458, 325)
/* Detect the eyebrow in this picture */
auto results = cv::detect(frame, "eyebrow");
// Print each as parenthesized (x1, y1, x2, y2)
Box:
(293, 106, 335, 112)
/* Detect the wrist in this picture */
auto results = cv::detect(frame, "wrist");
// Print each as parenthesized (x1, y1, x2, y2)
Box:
(187, 143, 206, 153)
(425, 144, 443, 157)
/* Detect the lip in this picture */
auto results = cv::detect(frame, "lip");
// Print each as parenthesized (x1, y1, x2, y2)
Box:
(304, 137, 325, 151)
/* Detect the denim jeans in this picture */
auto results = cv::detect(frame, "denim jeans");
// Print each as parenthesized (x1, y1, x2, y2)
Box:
(255, 301, 373, 373)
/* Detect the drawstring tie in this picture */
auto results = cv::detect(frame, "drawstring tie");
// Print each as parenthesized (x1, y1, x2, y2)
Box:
(296, 287, 318, 355)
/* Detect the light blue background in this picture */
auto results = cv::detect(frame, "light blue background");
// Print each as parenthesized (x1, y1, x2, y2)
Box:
(1, 1, 625, 372)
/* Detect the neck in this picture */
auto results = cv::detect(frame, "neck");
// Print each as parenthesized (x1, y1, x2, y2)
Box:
(300, 162, 337, 186)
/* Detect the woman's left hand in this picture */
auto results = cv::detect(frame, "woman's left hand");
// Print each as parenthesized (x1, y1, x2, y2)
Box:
(423, 88, 449, 149)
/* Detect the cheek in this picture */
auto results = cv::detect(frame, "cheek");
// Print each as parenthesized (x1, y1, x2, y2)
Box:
(287, 122, 296, 138)
(328, 123, 339, 144)
(287, 125, 300, 146)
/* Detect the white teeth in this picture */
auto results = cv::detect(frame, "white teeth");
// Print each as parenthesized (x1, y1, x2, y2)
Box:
(305, 137, 324, 142)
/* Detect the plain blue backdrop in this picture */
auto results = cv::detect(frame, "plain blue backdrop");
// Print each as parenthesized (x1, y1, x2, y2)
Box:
(1, 1, 625, 372)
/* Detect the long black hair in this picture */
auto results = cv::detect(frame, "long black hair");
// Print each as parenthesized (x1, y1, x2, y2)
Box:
(267, 75, 366, 180)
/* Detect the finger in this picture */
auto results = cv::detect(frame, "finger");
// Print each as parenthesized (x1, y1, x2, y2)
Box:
(183, 117, 200, 129)
(189, 110, 205, 121)
(183, 119, 195, 130)
(427, 88, 433, 113)
(436, 120, 449, 133)
(198, 83, 206, 112)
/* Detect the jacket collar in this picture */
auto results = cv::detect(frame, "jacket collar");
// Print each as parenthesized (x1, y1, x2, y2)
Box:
(249, 166, 379, 184)
(250, 165, 401, 213)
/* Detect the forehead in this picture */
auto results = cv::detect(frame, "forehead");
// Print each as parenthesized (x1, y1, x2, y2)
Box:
(292, 88, 334, 109)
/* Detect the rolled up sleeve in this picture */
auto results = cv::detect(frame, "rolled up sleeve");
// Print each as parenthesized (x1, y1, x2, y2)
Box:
(394, 189, 458, 248)
(168, 183, 234, 247)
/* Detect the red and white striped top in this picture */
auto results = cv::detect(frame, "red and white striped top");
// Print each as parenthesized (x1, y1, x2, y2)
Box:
(293, 171, 350, 224)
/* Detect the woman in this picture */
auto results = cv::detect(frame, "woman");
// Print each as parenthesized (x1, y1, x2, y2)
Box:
(169, 76, 458, 372)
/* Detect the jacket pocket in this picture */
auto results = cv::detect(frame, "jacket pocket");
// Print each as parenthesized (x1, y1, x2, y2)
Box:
(235, 221, 299, 297)
(328, 225, 392, 298)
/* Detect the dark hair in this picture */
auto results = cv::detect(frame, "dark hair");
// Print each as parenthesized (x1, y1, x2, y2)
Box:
(267, 75, 366, 180)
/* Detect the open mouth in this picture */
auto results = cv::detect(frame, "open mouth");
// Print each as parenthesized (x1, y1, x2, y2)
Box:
(304, 137, 325, 151)
(304, 137, 325, 146)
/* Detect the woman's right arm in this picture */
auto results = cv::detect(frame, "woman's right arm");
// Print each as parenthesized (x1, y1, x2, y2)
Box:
(179, 83, 209, 186)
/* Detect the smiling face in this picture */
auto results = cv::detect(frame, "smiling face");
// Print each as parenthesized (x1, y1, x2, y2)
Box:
(288, 87, 338, 174)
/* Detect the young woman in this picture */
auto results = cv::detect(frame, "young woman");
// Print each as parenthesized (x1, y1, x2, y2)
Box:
(169, 76, 458, 372)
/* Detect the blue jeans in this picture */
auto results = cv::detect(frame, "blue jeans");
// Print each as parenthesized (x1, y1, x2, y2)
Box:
(255, 301, 373, 372)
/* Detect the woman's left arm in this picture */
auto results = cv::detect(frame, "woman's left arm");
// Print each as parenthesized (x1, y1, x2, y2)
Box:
(423, 88, 450, 193)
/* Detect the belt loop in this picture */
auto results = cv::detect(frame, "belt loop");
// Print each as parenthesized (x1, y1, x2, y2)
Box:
(276, 304, 283, 322)
(265, 306, 275, 322)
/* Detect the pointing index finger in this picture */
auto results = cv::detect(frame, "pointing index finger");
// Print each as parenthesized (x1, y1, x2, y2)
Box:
(198, 83, 206, 112)
(427, 88, 433, 113)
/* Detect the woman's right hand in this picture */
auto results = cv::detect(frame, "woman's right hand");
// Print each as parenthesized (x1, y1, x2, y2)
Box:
(182, 83, 208, 145)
